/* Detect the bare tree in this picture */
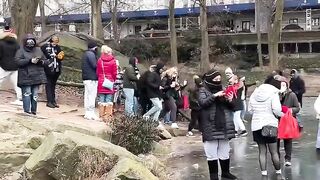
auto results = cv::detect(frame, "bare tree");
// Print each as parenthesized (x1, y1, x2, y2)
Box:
(9, 0, 40, 41)
(91, 0, 104, 40)
(169, 0, 178, 65)
(39, 0, 47, 35)
(268, 0, 284, 70)
(111, 0, 119, 45)
(199, 0, 210, 72)
(255, 0, 263, 68)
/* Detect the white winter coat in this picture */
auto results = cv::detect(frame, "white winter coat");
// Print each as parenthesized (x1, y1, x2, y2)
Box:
(314, 94, 320, 119)
(248, 84, 283, 131)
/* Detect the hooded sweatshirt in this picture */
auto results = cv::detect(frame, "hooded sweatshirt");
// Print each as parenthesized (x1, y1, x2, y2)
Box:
(0, 33, 20, 71)
(248, 84, 283, 131)
(96, 53, 117, 94)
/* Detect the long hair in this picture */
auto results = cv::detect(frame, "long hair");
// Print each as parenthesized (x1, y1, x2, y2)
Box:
(161, 67, 178, 79)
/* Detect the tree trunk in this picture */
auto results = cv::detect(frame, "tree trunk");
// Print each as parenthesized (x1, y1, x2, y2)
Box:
(112, 0, 120, 46)
(268, 0, 284, 70)
(169, 0, 178, 66)
(256, 0, 263, 68)
(199, 0, 210, 73)
(9, 0, 40, 42)
(39, 0, 46, 35)
(90, 0, 104, 40)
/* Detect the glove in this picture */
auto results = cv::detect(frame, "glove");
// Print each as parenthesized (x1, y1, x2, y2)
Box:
(137, 74, 141, 79)
(31, 57, 40, 64)
(281, 105, 289, 113)
(57, 51, 65, 60)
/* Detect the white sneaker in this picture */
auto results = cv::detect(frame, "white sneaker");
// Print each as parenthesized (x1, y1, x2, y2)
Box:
(276, 169, 281, 174)
(261, 170, 267, 176)
(186, 131, 194, 136)
(10, 100, 23, 106)
(171, 123, 179, 129)
(284, 161, 292, 166)
(157, 122, 164, 129)
(143, 115, 150, 120)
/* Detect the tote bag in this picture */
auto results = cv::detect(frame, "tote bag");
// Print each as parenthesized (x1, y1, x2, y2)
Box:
(278, 111, 300, 139)
(101, 61, 114, 90)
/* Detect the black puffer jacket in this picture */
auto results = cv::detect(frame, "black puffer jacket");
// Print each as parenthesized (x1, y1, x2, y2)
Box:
(146, 71, 162, 98)
(0, 34, 20, 71)
(198, 86, 236, 142)
(41, 42, 63, 75)
(15, 35, 47, 87)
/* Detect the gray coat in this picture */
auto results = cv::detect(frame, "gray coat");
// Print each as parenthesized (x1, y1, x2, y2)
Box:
(15, 47, 47, 87)
(198, 86, 236, 142)
(281, 90, 300, 116)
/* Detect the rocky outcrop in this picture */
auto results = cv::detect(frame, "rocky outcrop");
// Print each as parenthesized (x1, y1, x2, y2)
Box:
(24, 131, 160, 180)
(157, 126, 172, 140)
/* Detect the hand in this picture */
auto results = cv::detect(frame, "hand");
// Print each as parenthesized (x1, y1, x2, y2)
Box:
(183, 80, 188, 86)
(225, 92, 233, 102)
(214, 91, 225, 97)
(281, 105, 289, 113)
(159, 86, 164, 90)
(137, 74, 141, 79)
(31, 57, 40, 64)
(170, 82, 176, 88)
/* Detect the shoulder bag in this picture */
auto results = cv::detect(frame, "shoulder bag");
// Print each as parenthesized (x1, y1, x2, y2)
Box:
(101, 61, 114, 90)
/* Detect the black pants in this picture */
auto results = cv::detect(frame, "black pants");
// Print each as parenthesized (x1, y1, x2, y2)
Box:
(277, 139, 293, 161)
(46, 73, 60, 104)
(140, 96, 152, 115)
(188, 109, 201, 132)
(164, 96, 177, 123)
(296, 93, 303, 107)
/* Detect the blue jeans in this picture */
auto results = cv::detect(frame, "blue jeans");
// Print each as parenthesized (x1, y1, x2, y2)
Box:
(21, 85, 39, 114)
(123, 88, 138, 116)
(98, 94, 113, 103)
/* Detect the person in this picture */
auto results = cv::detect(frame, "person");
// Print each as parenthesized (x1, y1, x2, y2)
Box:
(0, 25, 22, 105)
(248, 76, 283, 176)
(15, 34, 47, 115)
(198, 69, 237, 180)
(275, 75, 300, 167)
(289, 69, 305, 107)
(113, 60, 124, 112)
(41, 35, 64, 108)
(187, 75, 202, 136)
(81, 41, 99, 120)
(137, 65, 154, 115)
(314, 93, 320, 150)
(228, 75, 248, 137)
(143, 62, 165, 125)
(123, 57, 140, 116)
(96, 45, 117, 122)
(161, 67, 179, 129)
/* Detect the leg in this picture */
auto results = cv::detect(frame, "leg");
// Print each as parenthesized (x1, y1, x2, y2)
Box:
(30, 85, 39, 114)
(87, 81, 98, 119)
(218, 140, 237, 179)
(317, 121, 320, 149)
(188, 110, 197, 132)
(105, 94, 114, 103)
(240, 100, 246, 120)
(133, 96, 138, 115)
(21, 86, 32, 113)
(45, 75, 54, 107)
(268, 142, 281, 171)
(83, 81, 90, 117)
(284, 139, 293, 162)
(9, 70, 22, 101)
(204, 141, 219, 180)
(144, 98, 162, 121)
(52, 74, 60, 106)
(123, 88, 134, 116)
(234, 110, 246, 131)
(168, 97, 177, 123)
(258, 143, 268, 172)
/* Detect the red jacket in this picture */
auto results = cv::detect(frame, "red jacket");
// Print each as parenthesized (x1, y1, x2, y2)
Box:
(96, 53, 117, 94)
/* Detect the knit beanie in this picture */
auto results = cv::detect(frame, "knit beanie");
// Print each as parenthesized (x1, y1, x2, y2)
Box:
(88, 41, 97, 49)
(203, 69, 221, 84)
(266, 77, 281, 90)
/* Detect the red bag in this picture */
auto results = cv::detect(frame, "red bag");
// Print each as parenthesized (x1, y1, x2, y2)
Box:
(182, 95, 189, 110)
(278, 111, 300, 139)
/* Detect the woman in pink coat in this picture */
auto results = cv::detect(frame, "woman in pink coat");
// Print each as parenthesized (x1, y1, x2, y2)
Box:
(96, 45, 117, 121)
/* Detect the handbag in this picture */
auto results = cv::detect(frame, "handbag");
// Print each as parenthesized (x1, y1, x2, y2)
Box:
(278, 111, 300, 139)
(261, 125, 278, 138)
(101, 61, 114, 90)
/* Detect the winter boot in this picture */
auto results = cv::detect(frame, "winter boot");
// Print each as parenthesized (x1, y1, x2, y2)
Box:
(208, 160, 219, 180)
(103, 103, 114, 123)
(219, 159, 237, 179)
(98, 103, 105, 121)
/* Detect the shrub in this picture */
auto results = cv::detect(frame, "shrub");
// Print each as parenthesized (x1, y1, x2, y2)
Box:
(110, 115, 160, 155)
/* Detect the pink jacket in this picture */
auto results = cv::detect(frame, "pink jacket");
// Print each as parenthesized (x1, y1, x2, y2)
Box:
(96, 53, 117, 94)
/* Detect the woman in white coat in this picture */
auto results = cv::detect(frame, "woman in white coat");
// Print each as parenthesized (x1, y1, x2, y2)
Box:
(314, 94, 320, 149)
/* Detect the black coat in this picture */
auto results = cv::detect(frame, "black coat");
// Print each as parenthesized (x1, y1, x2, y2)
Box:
(198, 86, 236, 142)
(233, 87, 244, 111)
(15, 47, 47, 87)
(289, 76, 305, 96)
(82, 50, 98, 81)
(188, 85, 201, 110)
(41, 43, 63, 75)
(123, 65, 139, 89)
(0, 36, 20, 71)
(145, 71, 162, 99)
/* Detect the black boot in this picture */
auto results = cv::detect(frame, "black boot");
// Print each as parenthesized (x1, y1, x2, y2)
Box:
(46, 102, 55, 108)
(219, 159, 237, 179)
(208, 160, 219, 180)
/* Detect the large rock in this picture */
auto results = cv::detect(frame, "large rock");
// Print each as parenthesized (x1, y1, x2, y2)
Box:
(139, 154, 167, 180)
(157, 126, 172, 140)
(152, 141, 170, 156)
(106, 158, 158, 180)
(24, 131, 157, 180)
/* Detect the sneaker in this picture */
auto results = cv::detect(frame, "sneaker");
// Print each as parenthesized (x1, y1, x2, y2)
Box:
(239, 130, 248, 137)
(46, 103, 55, 108)
(53, 103, 60, 108)
(276, 169, 282, 174)
(284, 160, 291, 166)
(157, 122, 164, 129)
(186, 131, 194, 137)
(261, 170, 267, 176)
(143, 115, 150, 120)
(10, 100, 23, 106)
(171, 123, 179, 129)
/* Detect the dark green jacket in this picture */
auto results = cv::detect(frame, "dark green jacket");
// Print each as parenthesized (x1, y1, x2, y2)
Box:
(123, 65, 138, 89)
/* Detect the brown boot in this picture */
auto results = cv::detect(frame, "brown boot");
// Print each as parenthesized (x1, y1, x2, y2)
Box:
(103, 103, 114, 124)
(98, 103, 105, 121)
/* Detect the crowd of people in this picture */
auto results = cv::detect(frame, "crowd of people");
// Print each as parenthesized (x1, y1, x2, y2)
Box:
(2, 25, 320, 180)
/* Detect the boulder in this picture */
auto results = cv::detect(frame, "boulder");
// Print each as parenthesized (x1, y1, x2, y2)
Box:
(152, 141, 170, 156)
(139, 154, 167, 180)
(27, 135, 45, 150)
(167, 128, 187, 137)
(106, 158, 158, 180)
(157, 126, 172, 140)
(24, 131, 156, 180)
